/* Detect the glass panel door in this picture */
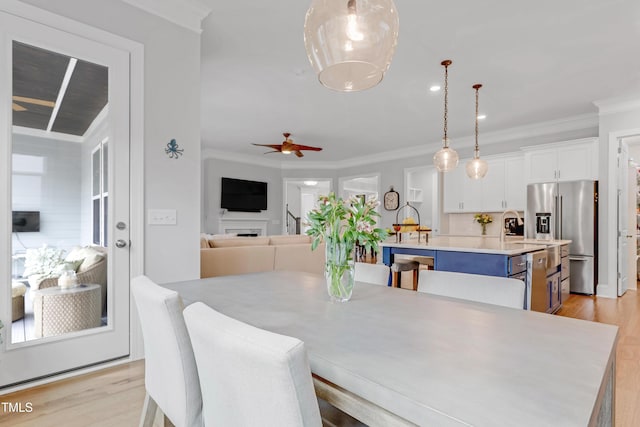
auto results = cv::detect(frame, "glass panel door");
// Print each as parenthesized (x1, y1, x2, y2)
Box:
(0, 11, 131, 387)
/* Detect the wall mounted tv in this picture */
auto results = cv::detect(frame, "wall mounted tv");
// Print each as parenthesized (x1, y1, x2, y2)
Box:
(12, 211, 40, 232)
(221, 177, 267, 212)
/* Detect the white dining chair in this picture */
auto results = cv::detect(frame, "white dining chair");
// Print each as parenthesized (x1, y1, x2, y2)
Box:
(183, 301, 323, 427)
(417, 270, 526, 309)
(354, 262, 390, 286)
(131, 275, 203, 427)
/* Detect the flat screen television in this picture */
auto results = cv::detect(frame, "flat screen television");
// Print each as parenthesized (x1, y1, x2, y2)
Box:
(221, 177, 267, 212)
(12, 211, 40, 232)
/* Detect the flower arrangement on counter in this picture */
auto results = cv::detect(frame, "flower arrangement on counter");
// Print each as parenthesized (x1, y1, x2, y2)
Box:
(473, 213, 493, 225)
(473, 213, 493, 235)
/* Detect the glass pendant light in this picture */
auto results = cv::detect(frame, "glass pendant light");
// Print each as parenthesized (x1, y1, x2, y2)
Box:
(433, 60, 459, 172)
(304, 0, 399, 92)
(466, 84, 489, 179)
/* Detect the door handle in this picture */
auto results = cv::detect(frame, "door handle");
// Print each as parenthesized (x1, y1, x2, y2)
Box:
(115, 239, 128, 248)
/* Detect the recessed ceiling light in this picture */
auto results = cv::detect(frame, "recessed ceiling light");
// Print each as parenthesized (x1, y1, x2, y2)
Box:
(304, 180, 318, 186)
(477, 114, 487, 120)
(429, 85, 441, 92)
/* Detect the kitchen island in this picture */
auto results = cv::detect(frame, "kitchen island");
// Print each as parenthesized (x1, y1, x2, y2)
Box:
(381, 236, 572, 311)
(382, 236, 569, 276)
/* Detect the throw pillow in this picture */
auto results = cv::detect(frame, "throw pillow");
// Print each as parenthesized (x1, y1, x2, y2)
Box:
(53, 260, 83, 275)
(77, 253, 105, 273)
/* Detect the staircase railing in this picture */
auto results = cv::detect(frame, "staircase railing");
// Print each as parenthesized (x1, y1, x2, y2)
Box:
(286, 204, 301, 235)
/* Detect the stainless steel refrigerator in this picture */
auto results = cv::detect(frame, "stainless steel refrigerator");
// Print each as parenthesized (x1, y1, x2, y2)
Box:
(525, 180, 598, 294)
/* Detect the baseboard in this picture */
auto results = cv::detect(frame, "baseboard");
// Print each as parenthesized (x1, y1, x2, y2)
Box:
(0, 356, 132, 396)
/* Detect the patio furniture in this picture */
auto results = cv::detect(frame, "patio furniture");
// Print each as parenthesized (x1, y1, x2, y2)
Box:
(32, 284, 101, 338)
(11, 281, 27, 321)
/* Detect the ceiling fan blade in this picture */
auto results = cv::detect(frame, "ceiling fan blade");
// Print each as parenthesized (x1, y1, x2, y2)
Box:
(12, 102, 27, 112)
(294, 150, 304, 158)
(12, 95, 55, 108)
(252, 143, 283, 151)
(293, 144, 322, 151)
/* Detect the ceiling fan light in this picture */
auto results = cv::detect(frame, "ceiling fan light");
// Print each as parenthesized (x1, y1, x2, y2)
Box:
(466, 156, 488, 179)
(304, 0, 399, 92)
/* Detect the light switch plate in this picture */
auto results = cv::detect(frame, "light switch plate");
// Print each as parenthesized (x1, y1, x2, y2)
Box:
(148, 209, 177, 225)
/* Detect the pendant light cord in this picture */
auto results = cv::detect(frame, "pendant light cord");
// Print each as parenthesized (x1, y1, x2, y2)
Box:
(441, 60, 452, 147)
(474, 84, 481, 158)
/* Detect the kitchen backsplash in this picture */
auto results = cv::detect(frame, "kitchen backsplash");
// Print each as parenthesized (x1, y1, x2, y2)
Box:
(444, 212, 524, 237)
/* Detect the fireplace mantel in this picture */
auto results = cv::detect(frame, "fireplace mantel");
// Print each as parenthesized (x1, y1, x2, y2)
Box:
(218, 218, 269, 236)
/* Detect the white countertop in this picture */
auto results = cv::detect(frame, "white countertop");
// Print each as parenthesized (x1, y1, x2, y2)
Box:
(381, 236, 571, 255)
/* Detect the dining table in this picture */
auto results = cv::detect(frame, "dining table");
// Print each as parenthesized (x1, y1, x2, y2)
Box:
(163, 270, 617, 427)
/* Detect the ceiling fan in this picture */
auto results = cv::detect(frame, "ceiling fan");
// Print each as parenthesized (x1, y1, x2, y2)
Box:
(252, 133, 322, 158)
(11, 95, 55, 112)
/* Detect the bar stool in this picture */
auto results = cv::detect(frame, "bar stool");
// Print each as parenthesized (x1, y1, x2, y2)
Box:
(391, 259, 420, 291)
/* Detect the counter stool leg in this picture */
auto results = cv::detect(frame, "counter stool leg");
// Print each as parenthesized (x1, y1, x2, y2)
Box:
(392, 271, 400, 288)
(412, 270, 419, 291)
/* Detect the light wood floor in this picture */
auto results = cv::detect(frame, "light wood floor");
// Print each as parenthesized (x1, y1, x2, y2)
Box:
(556, 289, 640, 427)
(1, 290, 639, 426)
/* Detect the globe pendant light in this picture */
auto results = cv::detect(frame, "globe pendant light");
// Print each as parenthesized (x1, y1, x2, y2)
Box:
(433, 60, 459, 172)
(466, 84, 489, 179)
(303, 0, 399, 92)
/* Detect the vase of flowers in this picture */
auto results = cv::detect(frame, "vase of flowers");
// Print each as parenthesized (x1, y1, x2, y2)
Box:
(306, 193, 387, 302)
(473, 213, 493, 235)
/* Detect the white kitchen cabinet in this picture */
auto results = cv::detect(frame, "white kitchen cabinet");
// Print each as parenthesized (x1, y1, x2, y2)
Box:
(524, 138, 598, 184)
(443, 166, 482, 212)
(482, 156, 526, 212)
(481, 159, 506, 212)
(505, 157, 525, 210)
(444, 154, 525, 213)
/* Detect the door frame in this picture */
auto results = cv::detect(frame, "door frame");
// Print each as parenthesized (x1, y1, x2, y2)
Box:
(281, 177, 333, 235)
(0, 0, 144, 391)
(604, 128, 640, 298)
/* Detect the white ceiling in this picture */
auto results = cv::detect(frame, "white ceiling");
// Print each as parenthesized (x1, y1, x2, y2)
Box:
(200, 0, 640, 164)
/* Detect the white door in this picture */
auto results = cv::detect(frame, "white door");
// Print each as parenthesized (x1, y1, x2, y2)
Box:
(627, 163, 637, 291)
(0, 12, 130, 386)
(617, 141, 630, 296)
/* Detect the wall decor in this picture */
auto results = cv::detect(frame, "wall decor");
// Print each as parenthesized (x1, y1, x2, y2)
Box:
(383, 186, 399, 210)
(165, 139, 184, 159)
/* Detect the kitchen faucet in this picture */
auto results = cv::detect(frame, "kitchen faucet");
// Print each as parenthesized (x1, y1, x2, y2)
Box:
(500, 210, 524, 243)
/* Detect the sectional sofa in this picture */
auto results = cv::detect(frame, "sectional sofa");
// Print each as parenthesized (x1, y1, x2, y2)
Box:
(200, 234, 325, 278)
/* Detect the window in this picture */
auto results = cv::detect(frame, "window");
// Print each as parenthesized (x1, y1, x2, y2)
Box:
(92, 139, 108, 246)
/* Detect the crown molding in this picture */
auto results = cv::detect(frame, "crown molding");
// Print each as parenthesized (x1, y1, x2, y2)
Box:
(593, 94, 640, 116)
(202, 148, 283, 168)
(121, 0, 211, 33)
(202, 113, 599, 170)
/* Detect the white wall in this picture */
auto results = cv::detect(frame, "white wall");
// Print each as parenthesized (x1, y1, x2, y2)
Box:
(23, 0, 203, 283)
(11, 133, 82, 254)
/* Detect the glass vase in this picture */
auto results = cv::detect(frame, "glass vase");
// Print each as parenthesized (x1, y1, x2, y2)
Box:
(481, 224, 487, 235)
(324, 240, 355, 302)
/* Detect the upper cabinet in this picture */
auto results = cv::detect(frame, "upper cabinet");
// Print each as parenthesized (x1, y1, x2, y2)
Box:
(443, 153, 525, 213)
(443, 165, 483, 212)
(523, 138, 599, 184)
